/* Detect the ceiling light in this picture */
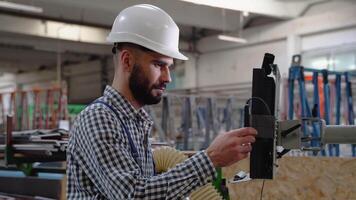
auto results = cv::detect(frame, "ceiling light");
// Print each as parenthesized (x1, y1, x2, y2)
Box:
(0, 1, 43, 13)
(178, 0, 293, 19)
(217, 35, 247, 44)
(243, 11, 249, 17)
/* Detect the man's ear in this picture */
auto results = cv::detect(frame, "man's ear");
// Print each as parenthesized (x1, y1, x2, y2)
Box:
(120, 49, 135, 72)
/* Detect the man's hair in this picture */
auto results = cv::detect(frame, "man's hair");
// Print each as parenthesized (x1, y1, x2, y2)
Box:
(112, 42, 154, 54)
(112, 42, 155, 72)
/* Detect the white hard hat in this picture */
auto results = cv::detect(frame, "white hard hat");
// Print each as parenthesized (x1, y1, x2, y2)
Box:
(107, 4, 188, 60)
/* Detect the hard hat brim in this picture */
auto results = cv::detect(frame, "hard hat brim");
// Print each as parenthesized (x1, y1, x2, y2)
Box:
(107, 32, 188, 60)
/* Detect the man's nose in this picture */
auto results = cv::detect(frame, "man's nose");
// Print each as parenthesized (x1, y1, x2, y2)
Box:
(161, 66, 172, 83)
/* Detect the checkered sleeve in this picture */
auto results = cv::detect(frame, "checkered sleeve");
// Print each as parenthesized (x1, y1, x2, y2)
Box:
(74, 107, 216, 200)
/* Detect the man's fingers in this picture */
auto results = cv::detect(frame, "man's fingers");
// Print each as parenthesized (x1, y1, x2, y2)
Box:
(237, 144, 252, 153)
(237, 153, 249, 160)
(208, 127, 257, 167)
(236, 136, 256, 145)
(230, 127, 257, 137)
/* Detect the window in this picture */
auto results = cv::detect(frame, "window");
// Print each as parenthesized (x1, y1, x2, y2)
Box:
(302, 48, 356, 72)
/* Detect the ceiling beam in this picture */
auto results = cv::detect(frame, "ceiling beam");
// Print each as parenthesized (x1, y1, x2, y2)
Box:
(197, 4, 356, 53)
(0, 14, 109, 44)
(0, 13, 191, 55)
(178, 0, 326, 19)
(0, 61, 40, 73)
(0, 32, 111, 55)
(22, 0, 241, 31)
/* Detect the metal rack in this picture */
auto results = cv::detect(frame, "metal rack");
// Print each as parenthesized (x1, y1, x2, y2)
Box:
(0, 115, 67, 175)
(288, 55, 355, 156)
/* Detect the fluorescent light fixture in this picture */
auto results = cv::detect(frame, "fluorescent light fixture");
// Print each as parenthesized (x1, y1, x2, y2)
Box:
(180, 0, 233, 10)
(243, 11, 249, 17)
(179, 0, 294, 19)
(0, 1, 43, 13)
(218, 35, 247, 44)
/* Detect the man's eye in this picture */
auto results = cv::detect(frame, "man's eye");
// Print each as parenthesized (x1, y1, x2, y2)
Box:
(154, 63, 163, 68)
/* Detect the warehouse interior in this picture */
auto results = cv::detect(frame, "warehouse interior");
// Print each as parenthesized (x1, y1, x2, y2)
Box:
(0, 0, 355, 199)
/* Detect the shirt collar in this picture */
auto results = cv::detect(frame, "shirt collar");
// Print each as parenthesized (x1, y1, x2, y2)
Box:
(103, 85, 153, 124)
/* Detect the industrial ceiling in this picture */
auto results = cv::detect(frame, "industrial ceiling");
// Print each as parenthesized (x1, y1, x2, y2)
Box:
(0, 0, 331, 73)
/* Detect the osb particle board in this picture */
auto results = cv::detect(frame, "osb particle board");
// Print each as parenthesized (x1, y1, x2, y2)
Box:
(223, 156, 356, 200)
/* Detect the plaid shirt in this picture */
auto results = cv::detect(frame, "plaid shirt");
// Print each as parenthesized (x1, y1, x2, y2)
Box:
(67, 86, 216, 199)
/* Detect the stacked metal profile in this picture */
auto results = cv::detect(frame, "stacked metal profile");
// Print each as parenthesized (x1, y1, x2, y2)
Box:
(0, 129, 68, 156)
(0, 116, 68, 166)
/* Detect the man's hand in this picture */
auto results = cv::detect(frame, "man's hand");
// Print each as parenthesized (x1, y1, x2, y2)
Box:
(206, 127, 257, 167)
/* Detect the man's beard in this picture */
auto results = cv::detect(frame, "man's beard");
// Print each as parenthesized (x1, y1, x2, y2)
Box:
(129, 64, 164, 106)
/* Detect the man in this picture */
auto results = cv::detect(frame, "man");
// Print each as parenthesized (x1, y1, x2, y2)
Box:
(67, 4, 257, 199)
